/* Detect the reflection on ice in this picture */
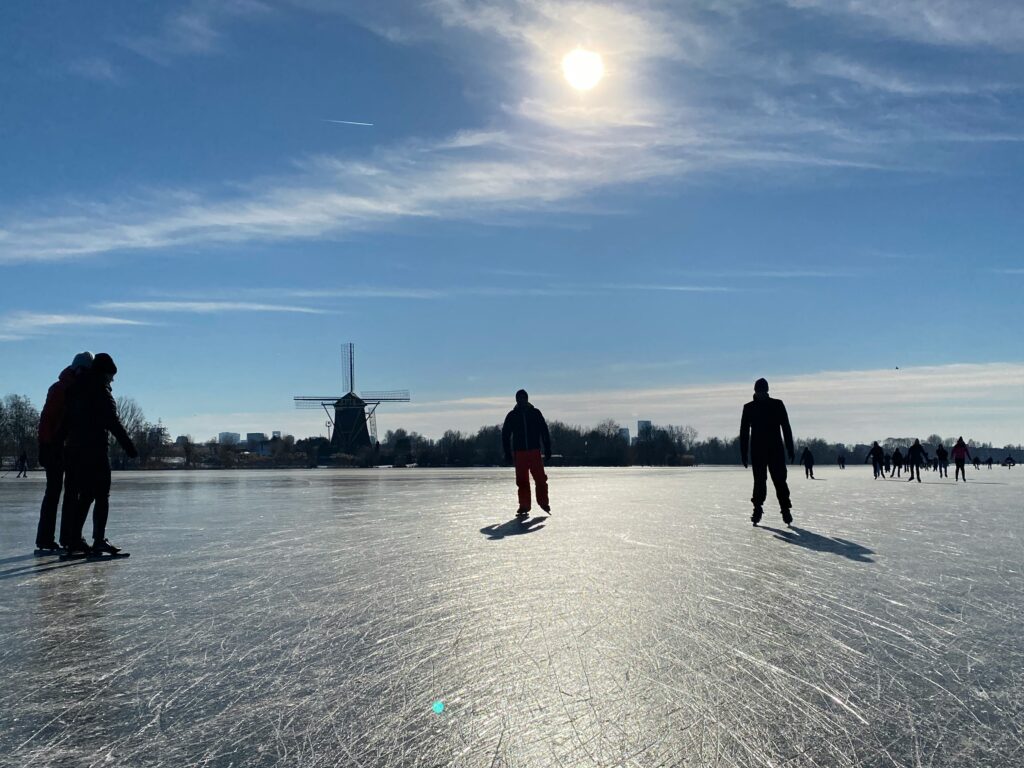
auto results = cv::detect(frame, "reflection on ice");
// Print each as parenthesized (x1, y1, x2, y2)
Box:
(1, 467, 1022, 766)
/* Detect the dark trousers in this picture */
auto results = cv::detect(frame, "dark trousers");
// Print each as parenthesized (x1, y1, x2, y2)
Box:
(64, 451, 113, 543)
(37, 456, 70, 546)
(872, 460, 883, 478)
(955, 459, 966, 481)
(751, 456, 791, 510)
(804, 464, 814, 478)
(908, 464, 921, 482)
(939, 461, 948, 478)
(513, 449, 548, 510)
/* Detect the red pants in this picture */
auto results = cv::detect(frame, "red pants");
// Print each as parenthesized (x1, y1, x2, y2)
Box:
(514, 450, 548, 510)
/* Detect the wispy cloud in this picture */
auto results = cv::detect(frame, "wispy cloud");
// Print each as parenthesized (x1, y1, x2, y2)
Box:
(119, 0, 271, 64)
(0, 312, 147, 342)
(789, 0, 1024, 49)
(67, 57, 123, 84)
(1, 1, 1021, 264)
(93, 301, 328, 314)
(619, 284, 734, 293)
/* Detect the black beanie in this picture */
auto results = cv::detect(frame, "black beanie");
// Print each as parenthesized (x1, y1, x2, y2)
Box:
(515, 389, 529, 404)
(754, 378, 769, 393)
(93, 353, 118, 376)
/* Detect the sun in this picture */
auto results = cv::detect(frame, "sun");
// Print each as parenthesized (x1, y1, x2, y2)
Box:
(562, 47, 604, 91)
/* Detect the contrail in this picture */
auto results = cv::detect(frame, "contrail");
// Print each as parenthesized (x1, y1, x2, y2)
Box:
(324, 119, 374, 127)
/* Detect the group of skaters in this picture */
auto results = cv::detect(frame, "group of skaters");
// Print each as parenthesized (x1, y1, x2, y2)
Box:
(32, 351, 137, 556)
(863, 439, 1015, 482)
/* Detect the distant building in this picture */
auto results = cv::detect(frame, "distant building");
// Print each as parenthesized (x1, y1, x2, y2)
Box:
(246, 433, 268, 448)
(272, 431, 282, 440)
(618, 427, 630, 443)
(637, 420, 653, 440)
(218, 432, 241, 445)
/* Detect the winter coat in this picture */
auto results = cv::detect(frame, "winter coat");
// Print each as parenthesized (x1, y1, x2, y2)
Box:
(502, 403, 552, 456)
(63, 369, 135, 455)
(740, 395, 794, 465)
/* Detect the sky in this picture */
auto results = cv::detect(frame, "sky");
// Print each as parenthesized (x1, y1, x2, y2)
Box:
(1, 0, 1022, 445)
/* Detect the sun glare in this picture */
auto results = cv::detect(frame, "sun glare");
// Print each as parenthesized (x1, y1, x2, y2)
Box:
(562, 47, 604, 91)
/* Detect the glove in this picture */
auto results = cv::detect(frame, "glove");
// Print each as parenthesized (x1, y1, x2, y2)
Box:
(743, 461, 748, 469)
(126, 443, 139, 459)
(544, 451, 552, 462)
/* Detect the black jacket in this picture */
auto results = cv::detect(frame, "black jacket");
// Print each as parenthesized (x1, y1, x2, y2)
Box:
(866, 445, 884, 464)
(740, 395, 794, 465)
(502, 403, 551, 456)
(63, 369, 135, 454)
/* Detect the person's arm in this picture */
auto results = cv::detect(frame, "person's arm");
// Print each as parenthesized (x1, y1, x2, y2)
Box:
(739, 406, 750, 467)
(538, 412, 552, 460)
(501, 413, 513, 461)
(780, 403, 795, 462)
(100, 387, 137, 456)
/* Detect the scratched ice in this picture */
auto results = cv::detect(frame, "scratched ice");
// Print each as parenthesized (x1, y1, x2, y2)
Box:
(1, 466, 1022, 766)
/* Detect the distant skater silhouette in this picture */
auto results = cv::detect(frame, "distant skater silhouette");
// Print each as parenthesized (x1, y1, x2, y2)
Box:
(889, 448, 903, 478)
(1003, 455, 1017, 468)
(501, 390, 551, 518)
(865, 442, 885, 479)
(935, 443, 949, 478)
(62, 353, 137, 555)
(906, 439, 929, 483)
(35, 351, 93, 551)
(740, 378, 794, 527)
(972, 455, 981, 470)
(883, 453, 891, 473)
(986, 457, 993, 469)
(15, 451, 29, 478)
(836, 455, 846, 469)
(951, 437, 971, 482)
(800, 447, 815, 479)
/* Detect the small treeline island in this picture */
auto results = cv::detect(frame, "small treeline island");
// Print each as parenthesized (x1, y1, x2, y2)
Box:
(2, 393, 1021, 470)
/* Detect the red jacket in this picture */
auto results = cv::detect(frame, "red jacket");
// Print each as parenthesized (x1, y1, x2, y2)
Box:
(37, 366, 77, 447)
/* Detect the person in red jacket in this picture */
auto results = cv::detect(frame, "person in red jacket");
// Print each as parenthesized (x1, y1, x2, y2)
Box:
(34, 351, 93, 551)
(950, 437, 972, 482)
(501, 390, 552, 518)
(62, 353, 137, 555)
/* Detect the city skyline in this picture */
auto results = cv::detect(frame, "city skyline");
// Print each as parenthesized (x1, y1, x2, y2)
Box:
(1, 1, 1022, 445)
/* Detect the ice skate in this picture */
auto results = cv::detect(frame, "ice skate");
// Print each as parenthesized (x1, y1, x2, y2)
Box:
(751, 506, 763, 526)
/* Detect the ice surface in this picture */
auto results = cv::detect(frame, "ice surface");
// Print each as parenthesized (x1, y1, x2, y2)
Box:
(1, 466, 1022, 767)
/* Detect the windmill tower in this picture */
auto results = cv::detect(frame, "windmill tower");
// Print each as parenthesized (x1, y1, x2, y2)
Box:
(294, 343, 410, 453)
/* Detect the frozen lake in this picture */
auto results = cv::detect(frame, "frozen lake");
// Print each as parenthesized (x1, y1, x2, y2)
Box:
(1, 466, 1022, 767)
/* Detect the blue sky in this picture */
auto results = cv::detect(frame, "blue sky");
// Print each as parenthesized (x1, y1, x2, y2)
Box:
(1, 0, 1022, 444)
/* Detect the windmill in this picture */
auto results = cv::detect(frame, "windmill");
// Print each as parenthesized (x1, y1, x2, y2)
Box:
(294, 343, 411, 452)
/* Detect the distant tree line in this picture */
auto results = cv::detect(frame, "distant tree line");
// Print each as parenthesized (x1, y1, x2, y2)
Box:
(3, 391, 1022, 470)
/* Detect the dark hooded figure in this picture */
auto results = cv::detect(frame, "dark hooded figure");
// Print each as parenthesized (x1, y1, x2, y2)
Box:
(799, 447, 815, 479)
(35, 351, 94, 551)
(935, 443, 949, 478)
(906, 439, 929, 483)
(501, 390, 552, 517)
(890, 448, 903, 478)
(865, 442, 885, 479)
(740, 378, 795, 527)
(62, 352, 137, 555)
(16, 451, 29, 478)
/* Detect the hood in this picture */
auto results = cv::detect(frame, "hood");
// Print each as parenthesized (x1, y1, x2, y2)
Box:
(57, 365, 77, 384)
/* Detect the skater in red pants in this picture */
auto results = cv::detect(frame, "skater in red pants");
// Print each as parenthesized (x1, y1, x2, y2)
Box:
(501, 389, 552, 518)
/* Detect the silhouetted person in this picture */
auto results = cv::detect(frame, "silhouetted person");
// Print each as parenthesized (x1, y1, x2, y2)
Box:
(865, 442, 884, 479)
(799, 447, 814, 479)
(62, 353, 137, 555)
(986, 457, 993, 469)
(836, 455, 846, 469)
(35, 351, 93, 551)
(740, 378, 794, 526)
(935, 444, 949, 478)
(972, 455, 980, 470)
(890, 448, 903, 478)
(501, 389, 551, 517)
(883, 452, 892, 473)
(16, 451, 29, 478)
(906, 439, 928, 483)
(951, 437, 971, 482)
(1004, 455, 1017, 468)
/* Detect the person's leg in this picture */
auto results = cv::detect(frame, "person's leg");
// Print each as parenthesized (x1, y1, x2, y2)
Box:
(91, 457, 113, 543)
(513, 451, 532, 511)
(528, 450, 549, 510)
(768, 458, 791, 515)
(36, 458, 64, 547)
(751, 459, 768, 510)
(60, 455, 85, 546)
